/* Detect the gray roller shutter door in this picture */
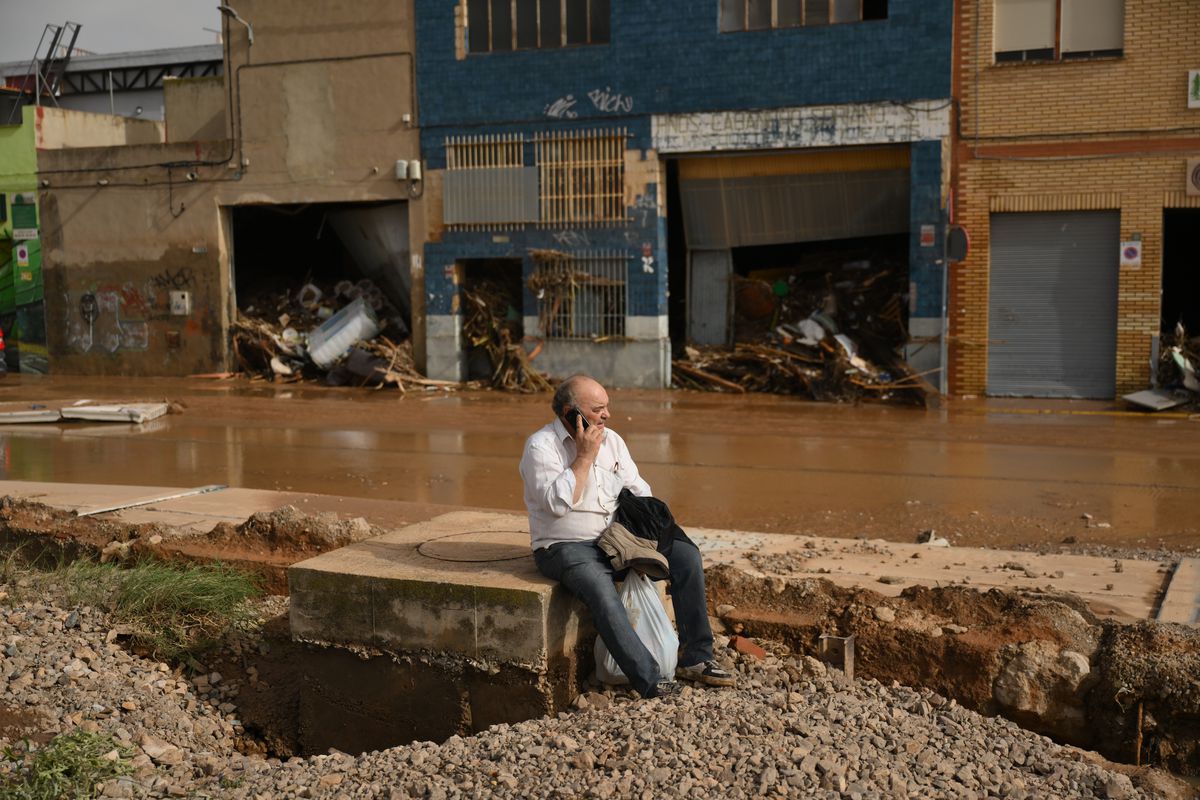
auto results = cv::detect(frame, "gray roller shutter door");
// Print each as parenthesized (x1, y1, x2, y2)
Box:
(987, 211, 1119, 398)
(688, 250, 732, 345)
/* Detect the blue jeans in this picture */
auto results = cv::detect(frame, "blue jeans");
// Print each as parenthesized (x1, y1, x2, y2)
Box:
(534, 534, 714, 698)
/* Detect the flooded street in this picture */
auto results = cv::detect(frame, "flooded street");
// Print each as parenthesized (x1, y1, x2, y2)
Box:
(1, 375, 1198, 551)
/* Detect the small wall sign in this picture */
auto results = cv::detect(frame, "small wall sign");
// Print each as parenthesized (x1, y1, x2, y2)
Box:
(1120, 240, 1142, 269)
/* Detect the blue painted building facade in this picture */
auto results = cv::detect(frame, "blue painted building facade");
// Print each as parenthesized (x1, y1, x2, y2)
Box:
(414, 0, 953, 387)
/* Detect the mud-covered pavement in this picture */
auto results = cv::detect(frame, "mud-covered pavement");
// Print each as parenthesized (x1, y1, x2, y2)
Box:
(1, 375, 1198, 553)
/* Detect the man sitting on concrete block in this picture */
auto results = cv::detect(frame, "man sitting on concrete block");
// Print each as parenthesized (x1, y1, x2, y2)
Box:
(519, 373, 735, 699)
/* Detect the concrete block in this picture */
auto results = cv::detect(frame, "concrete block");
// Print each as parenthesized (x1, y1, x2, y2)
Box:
(288, 512, 597, 752)
(289, 512, 583, 669)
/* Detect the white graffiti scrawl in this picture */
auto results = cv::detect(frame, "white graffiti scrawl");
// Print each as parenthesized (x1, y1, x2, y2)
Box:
(544, 95, 579, 119)
(588, 87, 633, 114)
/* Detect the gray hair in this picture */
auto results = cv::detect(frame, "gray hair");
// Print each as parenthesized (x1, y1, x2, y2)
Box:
(552, 373, 592, 417)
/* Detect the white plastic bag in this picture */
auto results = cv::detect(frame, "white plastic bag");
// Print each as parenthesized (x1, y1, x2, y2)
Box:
(594, 571, 679, 685)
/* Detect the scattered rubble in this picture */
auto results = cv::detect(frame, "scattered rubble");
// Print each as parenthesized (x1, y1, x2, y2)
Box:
(0, 584, 1189, 799)
(462, 281, 553, 393)
(672, 261, 937, 405)
(231, 278, 455, 392)
(1158, 322, 1200, 397)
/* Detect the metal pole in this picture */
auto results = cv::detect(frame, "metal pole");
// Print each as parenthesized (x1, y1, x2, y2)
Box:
(75, 484, 228, 517)
(108, 70, 114, 114)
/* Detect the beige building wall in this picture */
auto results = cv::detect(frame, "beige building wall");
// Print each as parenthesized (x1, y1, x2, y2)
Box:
(35, 0, 425, 376)
(951, 0, 1200, 397)
(163, 77, 227, 143)
(33, 106, 164, 148)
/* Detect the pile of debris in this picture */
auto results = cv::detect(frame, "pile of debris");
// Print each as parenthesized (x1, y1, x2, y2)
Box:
(1125, 323, 1200, 412)
(230, 279, 450, 392)
(461, 281, 553, 393)
(1158, 322, 1200, 397)
(673, 260, 936, 405)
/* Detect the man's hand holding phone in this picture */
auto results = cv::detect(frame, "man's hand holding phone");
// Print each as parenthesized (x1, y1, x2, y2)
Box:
(566, 407, 603, 461)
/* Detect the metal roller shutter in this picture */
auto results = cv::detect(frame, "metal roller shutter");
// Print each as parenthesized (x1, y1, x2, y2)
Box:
(987, 211, 1119, 398)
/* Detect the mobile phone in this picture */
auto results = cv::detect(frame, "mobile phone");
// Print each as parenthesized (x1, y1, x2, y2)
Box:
(565, 408, 590, 431)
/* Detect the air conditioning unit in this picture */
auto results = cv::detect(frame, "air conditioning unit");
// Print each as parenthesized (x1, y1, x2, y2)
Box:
(1189, 158, 1200, 197)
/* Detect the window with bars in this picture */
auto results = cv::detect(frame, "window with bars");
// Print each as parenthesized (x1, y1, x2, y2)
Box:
(528, 250, 628, 339)
(993, 0, 1123, 63)
(442, 129, 626, 228)
(467, 0, 610, 53)
(719, 0, 887, 31)
(443, 134, 538, 226)
(535, 129, 626, 225)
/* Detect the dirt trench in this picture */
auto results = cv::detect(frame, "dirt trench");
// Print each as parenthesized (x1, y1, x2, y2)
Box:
(705, 564, 1200, 776)
(4, 496, 1199, 775)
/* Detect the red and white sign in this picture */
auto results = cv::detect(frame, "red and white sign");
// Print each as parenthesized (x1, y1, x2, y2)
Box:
(1120, 240, 1142, 270)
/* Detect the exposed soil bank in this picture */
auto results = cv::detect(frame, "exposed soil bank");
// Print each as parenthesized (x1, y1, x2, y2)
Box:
(706, 564, 1200, 775)
(0, 497, 377, 593)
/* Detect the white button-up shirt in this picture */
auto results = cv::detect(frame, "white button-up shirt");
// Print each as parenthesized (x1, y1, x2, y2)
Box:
(519, 418, 652, 551)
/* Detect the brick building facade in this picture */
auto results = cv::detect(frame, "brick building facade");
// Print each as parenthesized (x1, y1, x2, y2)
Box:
(951, 0, 1200, 398)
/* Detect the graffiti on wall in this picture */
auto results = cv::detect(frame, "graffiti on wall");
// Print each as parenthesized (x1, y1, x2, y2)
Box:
(544, 88, 635, 119)
(551, 230, 590, 248)
(544, 95, 579, 119)
(651, 100, 952, 153)
(150, 265, 195, 291)
(587, 87, 633, 114)
(65, 282, 157, 354)
(631, 193, 657, 227)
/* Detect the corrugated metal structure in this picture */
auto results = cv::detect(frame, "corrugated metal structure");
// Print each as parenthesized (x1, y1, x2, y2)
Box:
(987, 211, 1119, 398)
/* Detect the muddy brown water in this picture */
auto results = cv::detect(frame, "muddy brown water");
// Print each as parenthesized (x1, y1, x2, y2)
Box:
(1, 375, 1198, 551)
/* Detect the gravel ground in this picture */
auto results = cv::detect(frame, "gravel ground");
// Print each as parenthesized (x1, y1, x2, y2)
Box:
(0, 589, 1171, 799)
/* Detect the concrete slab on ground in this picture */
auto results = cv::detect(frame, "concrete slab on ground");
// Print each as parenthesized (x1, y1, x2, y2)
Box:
(0, 480, 471, 534)
(1157, 558, 1200, 625)
(687, 528, 1169, 623)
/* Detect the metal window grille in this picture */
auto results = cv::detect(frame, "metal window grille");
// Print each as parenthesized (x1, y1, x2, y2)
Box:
(529, 249, 628, 339)
(444, 134, 535, 229)
(446, 133, 526, 170)
(535, 129, 626, 225)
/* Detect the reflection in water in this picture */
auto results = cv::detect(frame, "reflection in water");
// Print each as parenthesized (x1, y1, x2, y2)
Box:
(0, 375, 1197, 546)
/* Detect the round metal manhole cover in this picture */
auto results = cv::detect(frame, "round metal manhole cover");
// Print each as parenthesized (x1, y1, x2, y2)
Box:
(417, 530, 531, 563)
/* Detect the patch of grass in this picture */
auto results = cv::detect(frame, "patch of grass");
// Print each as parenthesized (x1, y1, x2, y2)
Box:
(0, 549, 261, 664)
(108, 559, 261, 661)
(1, 729, 133, 800)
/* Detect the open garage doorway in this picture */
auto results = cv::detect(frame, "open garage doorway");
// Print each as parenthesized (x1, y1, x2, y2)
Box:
(230, 202, 412, 344)
(459, 258, 524, 381)
(667, 147, 911, 357)
(1162, 210, 1200, 336)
